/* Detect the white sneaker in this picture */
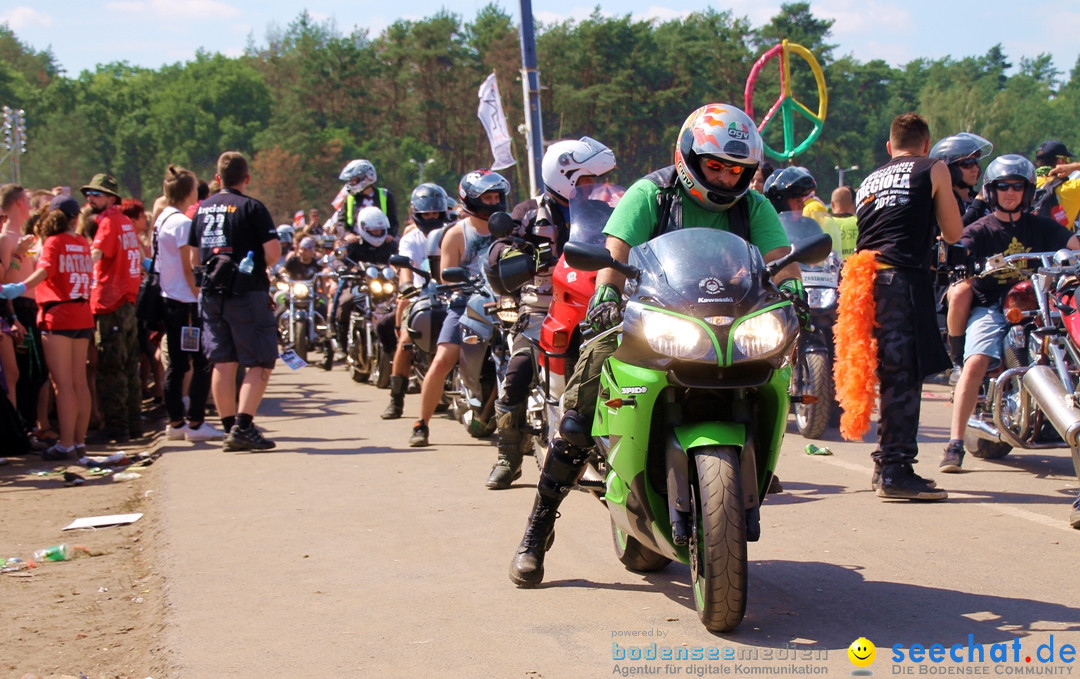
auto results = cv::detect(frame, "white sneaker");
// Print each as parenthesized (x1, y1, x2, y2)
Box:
(165, 423, 189, 440)
(185, 422, 225, 442)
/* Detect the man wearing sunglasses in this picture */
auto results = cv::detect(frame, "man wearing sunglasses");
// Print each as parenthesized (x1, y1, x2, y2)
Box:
(941, 154, 1078, 478)
(509, 103, 798, 587)
(81, 173, 144, 444)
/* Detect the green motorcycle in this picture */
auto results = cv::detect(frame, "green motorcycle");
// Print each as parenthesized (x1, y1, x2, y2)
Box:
(563, 227, 831, 633)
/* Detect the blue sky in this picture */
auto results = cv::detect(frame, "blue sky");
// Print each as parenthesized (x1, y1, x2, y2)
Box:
(3, 1, 1079, 80)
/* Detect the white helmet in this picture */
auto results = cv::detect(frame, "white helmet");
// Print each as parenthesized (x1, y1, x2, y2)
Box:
(541, 136, 616, 203)
(339, 159, 377, 195)
(357, 206, 390, 247)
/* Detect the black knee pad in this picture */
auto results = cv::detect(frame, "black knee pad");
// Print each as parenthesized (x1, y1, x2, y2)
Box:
(538, 438, 589, 501)
(558, 409, 593, 450)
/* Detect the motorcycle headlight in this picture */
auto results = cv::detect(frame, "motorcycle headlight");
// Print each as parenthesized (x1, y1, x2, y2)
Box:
(276, 281, 290, 292)
(732, 308, 789, 358)
(382, 281, 394, 295)
(639, 308, 713, 361)
(292, 282, 310, 298)
(807, 287, 837, 310)
(370, 280, 384, 295)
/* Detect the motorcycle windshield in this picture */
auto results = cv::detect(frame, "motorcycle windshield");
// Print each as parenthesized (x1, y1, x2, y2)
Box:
(567, 183, 625, 246)
(629, 228, 763, 310)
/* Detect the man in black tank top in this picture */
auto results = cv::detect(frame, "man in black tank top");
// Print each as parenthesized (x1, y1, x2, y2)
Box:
(852, 113, 964, 501)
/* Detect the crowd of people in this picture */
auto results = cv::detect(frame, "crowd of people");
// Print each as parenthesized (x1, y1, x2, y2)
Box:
(3, 106, 1078, 549)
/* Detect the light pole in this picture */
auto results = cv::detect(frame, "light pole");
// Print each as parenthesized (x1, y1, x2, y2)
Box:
(413, 158, 435, 185)
(835, 164, 858, 188)
(2, 106, 27, 184)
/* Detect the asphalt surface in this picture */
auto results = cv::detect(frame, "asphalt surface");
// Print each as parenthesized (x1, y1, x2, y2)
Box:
(156, 359, 1080, 678)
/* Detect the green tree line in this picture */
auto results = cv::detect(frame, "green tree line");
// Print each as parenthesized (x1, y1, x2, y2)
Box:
(2, 2, 1078, 223)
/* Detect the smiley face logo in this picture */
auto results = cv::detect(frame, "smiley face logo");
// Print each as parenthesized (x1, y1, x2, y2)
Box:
(848, 637, 876, 667)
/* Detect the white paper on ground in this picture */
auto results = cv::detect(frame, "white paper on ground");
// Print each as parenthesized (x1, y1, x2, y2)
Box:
(62, 513, 144, 530)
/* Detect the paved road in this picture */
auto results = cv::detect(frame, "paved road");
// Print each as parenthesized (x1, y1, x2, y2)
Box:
(157, 360, 1080, 678)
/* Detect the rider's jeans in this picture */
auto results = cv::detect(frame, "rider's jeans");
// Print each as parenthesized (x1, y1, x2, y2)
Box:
(963, 305, 1006, 369)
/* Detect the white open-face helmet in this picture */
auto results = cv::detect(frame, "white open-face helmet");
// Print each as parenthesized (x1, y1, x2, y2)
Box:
(339, 159, 377, 195)
(541, 136, 616, 203)
(357, 206, 390, 247)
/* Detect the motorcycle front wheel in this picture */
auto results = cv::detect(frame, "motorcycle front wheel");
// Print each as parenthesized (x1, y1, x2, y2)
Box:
(795, 352, 834, 439)
(690, 447, 748, 633)
(611, 519, 671, 572)
(350, 321, 371, 383)
(293, 319, 309, 363)
(371, 343, 392, 389)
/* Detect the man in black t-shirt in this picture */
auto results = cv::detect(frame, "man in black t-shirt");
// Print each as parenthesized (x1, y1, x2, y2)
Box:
(849, 113, 964, 501)
(187, 151, 281, 451)
(940, 155, 1078, 474)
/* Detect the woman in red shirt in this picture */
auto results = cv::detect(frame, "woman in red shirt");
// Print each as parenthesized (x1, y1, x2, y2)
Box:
(17, 196, 94, 459)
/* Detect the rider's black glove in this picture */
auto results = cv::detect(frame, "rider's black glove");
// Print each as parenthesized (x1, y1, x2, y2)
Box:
(587, 283, 623, 333)
(780, 278, 812, 332)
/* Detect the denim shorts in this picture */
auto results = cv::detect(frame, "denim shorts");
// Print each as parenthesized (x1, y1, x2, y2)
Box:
(964, 304, 1006, 368)
(436, 296, 467, 346)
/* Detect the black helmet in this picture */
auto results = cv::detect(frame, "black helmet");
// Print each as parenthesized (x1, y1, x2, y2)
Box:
(983, 154, 1036, 213)
(458, 169, 510, 220)
(764, 166, 816, 212)
(410, 183, 449, 234)
(484, 240, 536, 296)
(930, 133, 993, 188)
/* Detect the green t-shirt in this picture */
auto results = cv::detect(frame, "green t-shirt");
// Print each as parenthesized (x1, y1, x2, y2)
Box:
(603, 179, 790, 254)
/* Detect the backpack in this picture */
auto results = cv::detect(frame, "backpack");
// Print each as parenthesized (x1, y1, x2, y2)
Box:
(643, 166, 750, 240)
(1031, 177, 1068, 226)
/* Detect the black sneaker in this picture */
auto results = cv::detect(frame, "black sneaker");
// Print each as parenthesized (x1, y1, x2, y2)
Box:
(409, 421, 429, 447)
(223, 424, 276, 451)
(939, 441, 965, 473)
(877, 463, 948, 501)
(872, 462, 936, 490)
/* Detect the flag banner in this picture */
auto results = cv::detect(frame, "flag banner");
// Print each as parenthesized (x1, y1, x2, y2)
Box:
(477, 72, 517, 170)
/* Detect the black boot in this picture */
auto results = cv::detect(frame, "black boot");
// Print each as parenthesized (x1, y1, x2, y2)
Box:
(487, 402, 525, 489)
(509, 438, 588, 587)
(876, 462, 947, 501)
(381, 375, 406, 420)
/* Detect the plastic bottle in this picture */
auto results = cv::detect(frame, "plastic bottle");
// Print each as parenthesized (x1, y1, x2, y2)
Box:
(238, 250, 255, 275)
(32, 543, 71, 562)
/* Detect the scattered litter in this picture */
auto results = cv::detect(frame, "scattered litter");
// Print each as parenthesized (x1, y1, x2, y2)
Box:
(33, 543, 71, 562)
(98, 587, 108, 593)
(112, 471, 142, 482)
(2, 557, 31, 573)
(805, 443, 833, 455)
(63, 513, 143, 531)
(63, 471, 86, 487)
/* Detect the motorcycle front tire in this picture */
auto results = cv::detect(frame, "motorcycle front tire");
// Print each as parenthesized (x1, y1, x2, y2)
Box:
(795, 352, 834, 439)
(293, 319, 309, 363)
(612, 519, 671, 572)
(690, 446, 748, 633)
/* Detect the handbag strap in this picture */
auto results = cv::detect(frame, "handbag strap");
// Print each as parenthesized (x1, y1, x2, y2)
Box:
(150, 208, 183, 272)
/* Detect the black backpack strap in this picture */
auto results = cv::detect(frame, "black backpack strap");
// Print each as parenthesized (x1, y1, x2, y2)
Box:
(644, 166, 680, 237)
(726, 192, 751, 241)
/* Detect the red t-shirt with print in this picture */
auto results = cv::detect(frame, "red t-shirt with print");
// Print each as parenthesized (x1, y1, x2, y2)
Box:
(35, 232, 94, 331)
(90, 205, 141, 314)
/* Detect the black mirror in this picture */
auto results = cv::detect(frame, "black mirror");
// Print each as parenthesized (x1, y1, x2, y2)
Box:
(563, 242, 639, 280)
(766, 233, 834, 277)
(441, 266, 469, 283)
(389, 254, 411, 268)
(488, 211, 516, 239)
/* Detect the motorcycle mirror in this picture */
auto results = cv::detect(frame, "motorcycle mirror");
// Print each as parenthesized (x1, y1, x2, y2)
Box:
(334, 246, 348, 259)
(767, 233, 834, 277)
(441, 266, 469, 283)
(563, 242, 639, 279)
(389, 254, 411, 268)
(488, 212, 516, 239)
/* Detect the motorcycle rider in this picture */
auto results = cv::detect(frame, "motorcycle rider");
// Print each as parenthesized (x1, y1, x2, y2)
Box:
(332, 207, 396, 356)
(484, 137, 617, 489)
(381, 183, 454, 420)
(508, 103, 801, 587)
(409, 170, 509, 447)
(940, 155, 1078, 473)
(284, 236, 322, 281)
(929, 132, 993, 224)
(334, 159, 400, 239)
(764, 166, 842, 253)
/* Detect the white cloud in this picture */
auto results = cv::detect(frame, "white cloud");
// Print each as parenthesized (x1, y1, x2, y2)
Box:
(815, 0, 914, 38)
(103, 0, 240, 19)
(0, 6, 52, 29)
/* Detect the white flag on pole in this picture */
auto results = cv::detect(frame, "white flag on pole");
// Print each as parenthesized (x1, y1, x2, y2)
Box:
(477, 72, 517, 171)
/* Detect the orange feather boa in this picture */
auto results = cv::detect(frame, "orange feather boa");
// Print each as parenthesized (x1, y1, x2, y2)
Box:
(833, 250, 880, 440)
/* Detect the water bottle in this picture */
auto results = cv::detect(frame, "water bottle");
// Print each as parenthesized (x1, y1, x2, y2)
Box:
(238, 250, 255, 275)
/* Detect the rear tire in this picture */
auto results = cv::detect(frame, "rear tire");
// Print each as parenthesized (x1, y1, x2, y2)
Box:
(612, 519, 671, 572)
(690, 447, 748, 633)
(795, 352, 833, 439)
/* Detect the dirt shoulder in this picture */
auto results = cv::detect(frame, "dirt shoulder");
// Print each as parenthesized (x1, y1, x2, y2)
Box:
(1, 435, 175, 679)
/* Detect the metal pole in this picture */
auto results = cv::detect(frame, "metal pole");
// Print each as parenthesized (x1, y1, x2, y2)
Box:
(518, 0, 544, 197)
